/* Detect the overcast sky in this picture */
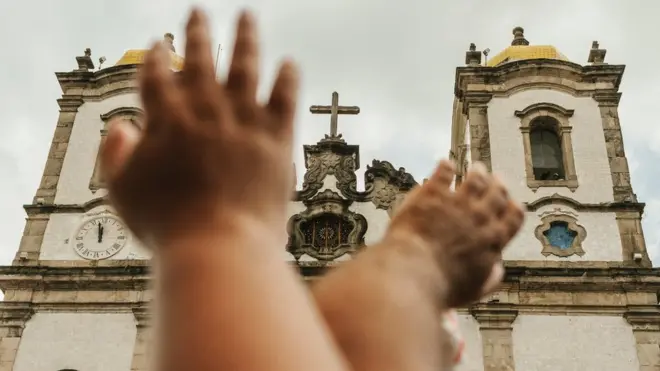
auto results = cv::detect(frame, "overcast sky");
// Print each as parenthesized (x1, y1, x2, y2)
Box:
(1, 0, 658, 266)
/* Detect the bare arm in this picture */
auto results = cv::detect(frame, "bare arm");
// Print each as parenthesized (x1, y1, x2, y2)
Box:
(155, 224, 349, 371)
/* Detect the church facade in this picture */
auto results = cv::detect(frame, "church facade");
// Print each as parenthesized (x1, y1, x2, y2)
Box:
(0, 28, 658, 371)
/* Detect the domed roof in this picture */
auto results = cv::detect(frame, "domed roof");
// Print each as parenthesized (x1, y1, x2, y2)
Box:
(114, 33, 184, 71)
(486, 27, 569, 67)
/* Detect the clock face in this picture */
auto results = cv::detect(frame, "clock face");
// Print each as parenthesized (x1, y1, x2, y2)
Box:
(74, 216, 128, 260)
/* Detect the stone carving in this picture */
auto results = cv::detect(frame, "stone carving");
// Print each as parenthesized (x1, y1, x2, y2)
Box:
(296, 142, 369, 201)
(364, 160, 417, 210)
(287, 190, 367, 262)
(535, 211, 587, 258)
(295, 138, 418, 206)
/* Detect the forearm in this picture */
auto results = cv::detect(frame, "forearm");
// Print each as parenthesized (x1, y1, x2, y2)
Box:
(312, 240, 450, 371)
(154, 227, 349, 371)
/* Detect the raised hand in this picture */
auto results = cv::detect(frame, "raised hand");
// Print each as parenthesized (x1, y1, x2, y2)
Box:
(101, 9, 298, 246)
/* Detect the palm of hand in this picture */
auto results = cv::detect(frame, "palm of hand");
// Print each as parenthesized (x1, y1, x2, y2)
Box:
(101, 11, 298, 245)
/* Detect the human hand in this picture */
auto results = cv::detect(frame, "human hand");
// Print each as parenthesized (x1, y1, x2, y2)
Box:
(386, 161, 524, 307)
(101, 9, 298, 246)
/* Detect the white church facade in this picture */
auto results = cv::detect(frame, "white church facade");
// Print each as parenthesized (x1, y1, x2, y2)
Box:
(0, 28, 658, 371)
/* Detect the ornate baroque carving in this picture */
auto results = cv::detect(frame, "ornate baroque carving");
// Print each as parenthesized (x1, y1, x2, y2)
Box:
(295, 139, 417, 208)
(365, 160, 417, 210)
(287, 190, 367, 262)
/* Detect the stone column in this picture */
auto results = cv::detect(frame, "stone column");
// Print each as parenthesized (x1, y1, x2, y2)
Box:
(131, 306, 152, 371)
(0, 304, 33, 371)
(465, 94, 493, 172)
(625, 307, 660, 371)
(472, 306, 518, 371)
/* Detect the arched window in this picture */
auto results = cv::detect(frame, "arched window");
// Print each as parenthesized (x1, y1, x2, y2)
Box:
(529, 117, 565, 181)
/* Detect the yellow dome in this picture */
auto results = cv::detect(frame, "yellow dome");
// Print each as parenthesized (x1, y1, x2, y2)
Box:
(486, 27, 569, 67)
(114, 33, 184, 71)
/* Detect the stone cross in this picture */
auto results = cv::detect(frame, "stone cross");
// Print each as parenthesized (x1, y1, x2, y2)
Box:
(310, 92, 360, 138)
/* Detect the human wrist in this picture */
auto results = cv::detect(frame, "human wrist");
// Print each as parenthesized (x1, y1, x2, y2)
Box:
(376, 233, 450, 309)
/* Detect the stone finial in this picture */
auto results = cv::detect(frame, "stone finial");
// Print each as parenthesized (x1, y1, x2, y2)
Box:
(587, 40, 607, 65)
(75, 48, 95, 72)
(465, 43, 482, 66)
(163, 33, 175, 52)
(511, 26, 529, 46)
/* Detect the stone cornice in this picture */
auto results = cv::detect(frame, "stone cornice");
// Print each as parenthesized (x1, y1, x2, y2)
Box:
(300, 263, 660, 288)
(514, 102, 575, 118)
(593, 91, 623, 106)
(23, 197, 110, 216)
(454, 59, 625, 99)
(100, 106, 145, 121)
(0, 265, 150, 291)
(56, 64, 143, 101)
(133, 305, 151, 328)
(0, 303, 34, 335)
(0, 263, 656, 293)
(56, 96, 85, 112)
(624, 305, 660, 331)
(470, 304, 518, 329)
(524, 193, 645, 214)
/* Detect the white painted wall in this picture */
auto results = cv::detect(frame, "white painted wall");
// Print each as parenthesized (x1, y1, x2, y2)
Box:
(487, 90, 614, 204)
(512, 315, 640, 371)
(40, 206, 150, 261)
(456, 315, 484, 371)
(13, 312, 137, 371)
(56, 93, 140, 205)
(503, 204, 622, 261)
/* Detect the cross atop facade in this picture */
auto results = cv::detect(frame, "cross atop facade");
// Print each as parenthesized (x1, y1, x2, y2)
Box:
(309, 91, 360, 139)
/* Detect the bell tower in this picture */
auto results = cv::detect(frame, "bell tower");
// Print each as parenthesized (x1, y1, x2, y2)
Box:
(449, 27, 660, 371)
(451, 27, 648, 266)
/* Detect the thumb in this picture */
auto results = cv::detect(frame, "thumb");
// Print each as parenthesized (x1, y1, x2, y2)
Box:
(100, 119, 140, 183)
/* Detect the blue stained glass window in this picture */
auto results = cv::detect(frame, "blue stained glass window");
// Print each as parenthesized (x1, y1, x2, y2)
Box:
(543, 221, 577, 250)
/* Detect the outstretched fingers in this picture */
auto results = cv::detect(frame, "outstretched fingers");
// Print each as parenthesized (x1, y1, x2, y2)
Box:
(428, 160, 456, 188)
(139, 43, 186, 133)
(183, 8, 226, 123)
(266, 60, 299, 142)
(226, 10, 260, 123)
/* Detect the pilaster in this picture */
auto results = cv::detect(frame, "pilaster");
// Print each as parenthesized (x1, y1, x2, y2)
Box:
(34, 96, 84, 205)
(464, 93, 493, 172)
(131, 306, 152, 371)
(0, 304, 33, 371)
(471, 305, 518, 371)
(12, 213, 49, 263)
(593, 91, 635, 202)
(616, 211, 652, 267)
(625, 306, 660, 370)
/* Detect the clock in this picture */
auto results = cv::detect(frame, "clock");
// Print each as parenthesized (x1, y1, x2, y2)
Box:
(73, 216, 129, 260)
